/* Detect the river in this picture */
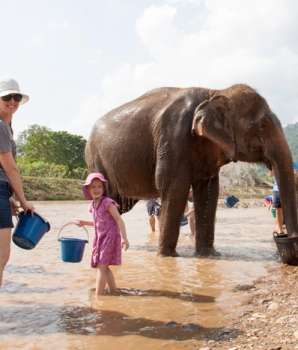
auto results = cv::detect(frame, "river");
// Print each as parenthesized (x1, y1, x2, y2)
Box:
(0, 200, 280, 349)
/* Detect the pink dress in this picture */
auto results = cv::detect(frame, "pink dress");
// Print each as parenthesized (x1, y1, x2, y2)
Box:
(89, 196, 122, 268)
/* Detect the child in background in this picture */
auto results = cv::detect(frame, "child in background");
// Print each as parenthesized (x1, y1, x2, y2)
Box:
(76, 173, 129, 295)
(184, 188, 195, 235)
(264, 195, 273, 211)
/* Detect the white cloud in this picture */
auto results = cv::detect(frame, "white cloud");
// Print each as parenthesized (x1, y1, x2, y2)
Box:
(77, 1, 298, 133)
(49, 21, 69, 30)
(166, 0, 202, 4)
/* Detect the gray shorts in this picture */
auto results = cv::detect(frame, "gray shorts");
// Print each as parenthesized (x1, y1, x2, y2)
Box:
(147, 199, 161, 216)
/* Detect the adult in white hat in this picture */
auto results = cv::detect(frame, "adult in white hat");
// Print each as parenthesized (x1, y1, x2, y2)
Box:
(0, 78, 34, 287)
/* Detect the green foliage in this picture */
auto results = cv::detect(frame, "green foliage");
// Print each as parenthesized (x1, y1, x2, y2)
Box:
(17, 159, 69, 178)
(16, 124, 51, 157)
(283, 122, 298, 162)
(16, 125, 87, 172)
(228, 163, 261, 188)
(17, 159, 88, 179)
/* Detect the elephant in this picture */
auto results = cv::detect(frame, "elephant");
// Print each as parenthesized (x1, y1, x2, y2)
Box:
(85, 84, 298, 257)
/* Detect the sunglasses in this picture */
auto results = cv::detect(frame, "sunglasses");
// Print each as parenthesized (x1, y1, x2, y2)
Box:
(1, 94, 23, 102)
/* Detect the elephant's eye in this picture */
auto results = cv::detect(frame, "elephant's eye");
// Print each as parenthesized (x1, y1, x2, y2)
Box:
(259, 122, 266, 130)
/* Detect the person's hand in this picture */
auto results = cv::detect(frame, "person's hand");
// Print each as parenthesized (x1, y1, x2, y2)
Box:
(76, 220, 84, 227)
(185, 208, 194, 217)
(21, 201, 35, 217)
(9, 197, 19, 216)
(122, 238, 129, 251)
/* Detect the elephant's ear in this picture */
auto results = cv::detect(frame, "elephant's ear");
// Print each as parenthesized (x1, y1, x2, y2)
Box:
(192, 95, 235, 160)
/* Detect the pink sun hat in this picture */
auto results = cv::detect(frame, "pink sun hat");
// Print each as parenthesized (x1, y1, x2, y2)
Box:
(82, 173, 109, 200)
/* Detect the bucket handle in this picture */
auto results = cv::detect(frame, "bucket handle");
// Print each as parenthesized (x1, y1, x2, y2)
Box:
(58, 222, 89, 242)
(273, 231, 288, 238)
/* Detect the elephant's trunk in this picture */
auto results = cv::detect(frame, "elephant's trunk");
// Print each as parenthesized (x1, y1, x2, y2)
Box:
(270, 144, 298, 237)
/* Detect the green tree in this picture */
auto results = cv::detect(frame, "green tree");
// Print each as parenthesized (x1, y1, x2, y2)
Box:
(16, 124, 51, 157)
(19, 126, 87, 171)
(284, 122, 298, 162)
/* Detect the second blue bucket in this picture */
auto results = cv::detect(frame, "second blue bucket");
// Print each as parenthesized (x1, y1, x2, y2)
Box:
(58, 222, 89, 263)
(181, 215, 188, 226)
(12, 211, 51, 250)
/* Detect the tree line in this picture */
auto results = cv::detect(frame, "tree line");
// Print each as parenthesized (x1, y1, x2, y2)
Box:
(16, 124, 88, 180)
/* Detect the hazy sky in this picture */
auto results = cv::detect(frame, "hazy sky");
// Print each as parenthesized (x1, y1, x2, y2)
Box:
(1, 0, 298, 139)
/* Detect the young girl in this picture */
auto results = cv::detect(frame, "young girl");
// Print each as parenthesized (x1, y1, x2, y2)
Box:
(76, 173, 129, 295)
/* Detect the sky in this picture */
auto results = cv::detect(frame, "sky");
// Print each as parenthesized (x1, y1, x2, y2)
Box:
(1, 0, 298, 140)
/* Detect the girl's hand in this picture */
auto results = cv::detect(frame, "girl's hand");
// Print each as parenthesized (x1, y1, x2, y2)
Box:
(76, 220, 84, 227)
(122, 238, 129, 251)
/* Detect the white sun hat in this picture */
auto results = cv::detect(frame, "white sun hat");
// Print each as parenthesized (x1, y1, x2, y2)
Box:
(0, 78, 29, 104)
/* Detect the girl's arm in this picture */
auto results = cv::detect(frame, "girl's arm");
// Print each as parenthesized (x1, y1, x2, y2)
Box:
(76, 220, 94, 227)
(185, 207, 194, 217)
(108, 203, 129, 251)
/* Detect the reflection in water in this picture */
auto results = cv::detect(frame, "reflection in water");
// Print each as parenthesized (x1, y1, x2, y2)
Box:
(0, 200, 280, 349)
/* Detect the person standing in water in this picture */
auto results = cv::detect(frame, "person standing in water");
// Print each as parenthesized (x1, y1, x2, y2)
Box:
(0, 78, 35, 288)
(146, 198, 161, 232)
(184, 188, 195, 235)
(269, 161, 298, 235)
(76, 173, 129, 295)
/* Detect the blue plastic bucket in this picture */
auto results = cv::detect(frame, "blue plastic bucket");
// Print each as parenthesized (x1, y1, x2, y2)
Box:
(12, 211, 51, 250)
(181, 215, 188, 226)
(58, 222, 89, 263)
(224, 195, 239, 208)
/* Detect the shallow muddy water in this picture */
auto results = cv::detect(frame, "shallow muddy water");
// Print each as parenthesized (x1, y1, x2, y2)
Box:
(1, 200, 281, 349)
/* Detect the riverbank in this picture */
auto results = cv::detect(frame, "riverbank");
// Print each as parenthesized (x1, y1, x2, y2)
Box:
(21, 176, 84, 200)
(193, 265, 298, 349)
(21, 176, 272, 202)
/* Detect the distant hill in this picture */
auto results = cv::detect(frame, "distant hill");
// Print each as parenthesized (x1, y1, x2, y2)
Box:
(284, 122, 298, 162)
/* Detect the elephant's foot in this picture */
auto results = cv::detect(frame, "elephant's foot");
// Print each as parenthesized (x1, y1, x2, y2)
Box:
(157, 247, 180, 257)
(195, 246, 220, 257)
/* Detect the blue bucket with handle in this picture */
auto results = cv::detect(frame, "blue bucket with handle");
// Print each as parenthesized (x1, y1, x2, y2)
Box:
(181, 215, 188, 226)
(12, 211, 51, 250)
(58, 222, 89, 263)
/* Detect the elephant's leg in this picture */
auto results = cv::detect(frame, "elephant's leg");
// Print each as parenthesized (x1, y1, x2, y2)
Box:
(194, 175, 220, 257)
(158, 187, 189, 257)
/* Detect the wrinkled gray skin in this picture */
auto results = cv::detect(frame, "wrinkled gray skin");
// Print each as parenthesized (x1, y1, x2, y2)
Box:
(85, 84, 298, 257)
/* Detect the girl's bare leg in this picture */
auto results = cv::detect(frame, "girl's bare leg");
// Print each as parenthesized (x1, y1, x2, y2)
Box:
(0, 228, 12, 288)
(106, 267, 117, 293)
(96, 264, 108, 295)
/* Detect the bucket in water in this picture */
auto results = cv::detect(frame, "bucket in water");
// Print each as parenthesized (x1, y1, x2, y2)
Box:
(58, 222, 89, 263)
(12, 211, 50, 250)
(273, 232, 298, 265)
(181, 215, 188, 226)
(271, 208, 276, 218)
